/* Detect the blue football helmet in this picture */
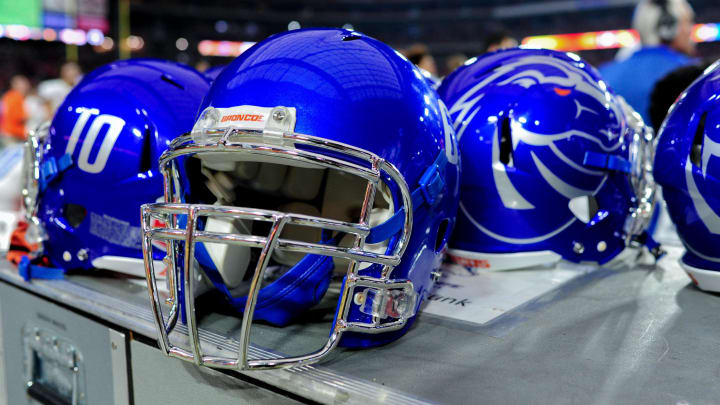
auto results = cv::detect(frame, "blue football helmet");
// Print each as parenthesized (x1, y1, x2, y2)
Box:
(203, 64, 226, 82)
(655, 61, 720, 291)
(436, 48, 657, 271)
(22, 59, 209, 277)
(141, 28, 459, 369)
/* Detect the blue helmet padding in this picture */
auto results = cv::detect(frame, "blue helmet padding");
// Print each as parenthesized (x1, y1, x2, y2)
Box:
(194, 242, 333, 326)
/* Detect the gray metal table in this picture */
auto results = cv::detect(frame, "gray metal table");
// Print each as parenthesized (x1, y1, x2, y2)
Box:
(0, 246, 716, 404)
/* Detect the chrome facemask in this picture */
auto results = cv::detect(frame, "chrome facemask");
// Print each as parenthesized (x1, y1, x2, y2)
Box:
(619, 97, 659, 251)
(21, 122, 51, 255)
(141, 107, 419, 370)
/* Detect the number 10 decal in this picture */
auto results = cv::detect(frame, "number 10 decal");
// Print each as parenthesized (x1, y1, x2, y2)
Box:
(65, 107, 126, 174)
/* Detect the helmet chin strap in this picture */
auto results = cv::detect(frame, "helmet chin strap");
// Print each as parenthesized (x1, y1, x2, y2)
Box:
(17, 256, 65, 281)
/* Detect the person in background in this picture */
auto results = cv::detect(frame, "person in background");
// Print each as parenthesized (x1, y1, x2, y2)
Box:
(38, 61, 82, 118)
(445, 53, 468, 77)
(24, 84, 48, 134)
(1, 75, 30, 143)
(195, 59, 211, 73)
(402, 43, 439, 78)
(648, 61, 709, 130)
(599, 0, 695, 127)
(484, 30, 518, 53)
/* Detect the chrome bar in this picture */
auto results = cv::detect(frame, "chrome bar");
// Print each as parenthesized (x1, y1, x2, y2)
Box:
(378, 159, 413, 278)
(146, 228, 187, 241)
(276, 241, 399, 266)
(149, 203, 278, 221)
(165, 212, 180, 334)
(237, 215, 288, 368)
(148, 203, 371, 236)
(171, 129, 379, 164)
(168, 346, 195, 361)
(246, 334, 342, 370)
(21, 122, 49, 221)
(335, 157, 381, 338)
(183, 206, 203, 365)
(345, 320, 406, 333)
(159, 141, 380, 182)
(141, 206, 172, 356)
(20, 123, 51, 258)
(146, 226, 399, 267)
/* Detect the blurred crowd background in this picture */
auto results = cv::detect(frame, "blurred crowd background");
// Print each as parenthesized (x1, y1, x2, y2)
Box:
(1, 0, 720, 143)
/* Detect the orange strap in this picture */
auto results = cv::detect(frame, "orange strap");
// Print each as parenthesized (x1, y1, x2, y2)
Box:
(6, 221, 41, 265)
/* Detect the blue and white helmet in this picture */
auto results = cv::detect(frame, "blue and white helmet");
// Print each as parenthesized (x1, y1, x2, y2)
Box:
(21, 59, 209, 277)
(655, 61, 720, 291)
(437, 48, 657, 271)
(141, 28, 459, 370)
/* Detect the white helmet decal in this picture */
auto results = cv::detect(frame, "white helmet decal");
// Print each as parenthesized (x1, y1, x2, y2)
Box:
(449, 54, 620, 244)
(686, 134, 720, 235)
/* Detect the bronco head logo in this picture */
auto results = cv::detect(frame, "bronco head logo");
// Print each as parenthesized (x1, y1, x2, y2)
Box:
(449, 54, 627, 244)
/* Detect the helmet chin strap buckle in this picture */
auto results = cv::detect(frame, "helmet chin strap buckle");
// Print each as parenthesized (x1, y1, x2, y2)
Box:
(39, 153, 73, 191)
(366, 151, 449, 244)
(631, 231, 666, 262)
(355, 286, 417, 320)
(418, 152, 448, 207)
(583, 151, 631, 173)
(18, 256, 65, 282)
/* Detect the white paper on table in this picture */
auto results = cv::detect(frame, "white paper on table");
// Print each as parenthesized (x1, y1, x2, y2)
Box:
(421, 261, 597, 326)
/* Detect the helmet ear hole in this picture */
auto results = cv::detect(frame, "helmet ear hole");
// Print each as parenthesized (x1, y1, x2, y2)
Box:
(434, 218, 451, 252)
(498, 116, 514, 167)
(63, 203, 87, 228)
(690, 111, 707, 168)
(139, 127, 153, 173)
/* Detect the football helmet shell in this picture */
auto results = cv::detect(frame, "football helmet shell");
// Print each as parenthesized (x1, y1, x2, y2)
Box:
(203, 64, 226, 82)
(23, 59, 210, 277)
(142, 28, 459, 369)
(654, 61, 720, 291)
(437, 48, 656, 271)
